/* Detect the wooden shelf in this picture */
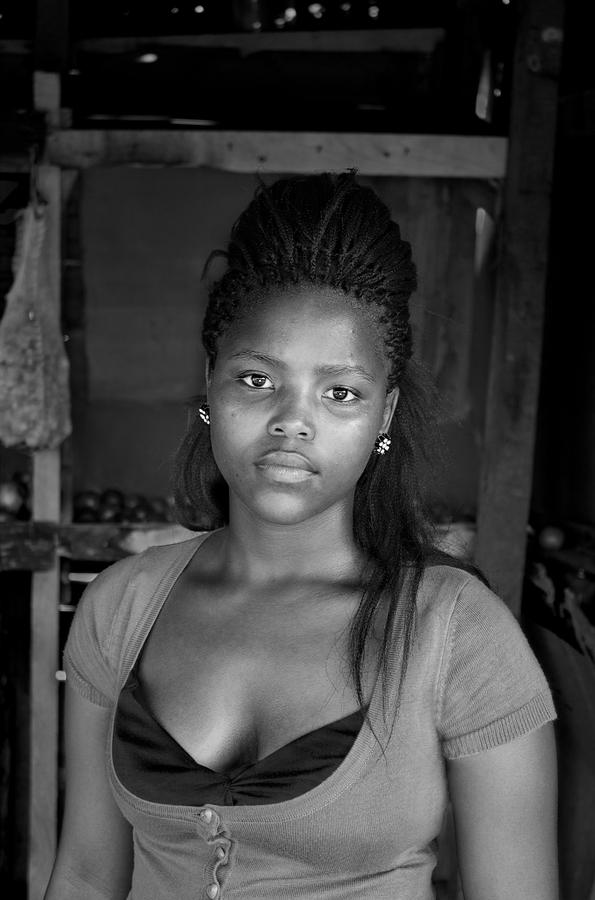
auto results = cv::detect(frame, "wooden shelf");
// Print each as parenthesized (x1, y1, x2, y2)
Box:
(47, 129, 508, 178)
(0, 521, 482, 571)
(0, 521, 200, 570)
(0, 521, 203, 569)
(74, 28, 446, 57)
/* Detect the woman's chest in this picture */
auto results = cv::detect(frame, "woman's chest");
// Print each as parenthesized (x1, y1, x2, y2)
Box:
(135, 582, 369, 772)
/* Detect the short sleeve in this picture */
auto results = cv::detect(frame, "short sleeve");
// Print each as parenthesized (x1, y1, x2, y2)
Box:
(63, 555, 139, 707)
(437, 576, 557, 759)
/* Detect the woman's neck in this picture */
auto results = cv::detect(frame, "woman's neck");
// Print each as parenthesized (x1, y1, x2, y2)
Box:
(218, 500, 364, 587)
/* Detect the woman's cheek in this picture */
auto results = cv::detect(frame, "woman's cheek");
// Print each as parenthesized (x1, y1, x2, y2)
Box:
(331, 432, 375, 480)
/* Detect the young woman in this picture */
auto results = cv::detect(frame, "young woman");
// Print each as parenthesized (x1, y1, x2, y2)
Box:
(45, 172, 558, 900)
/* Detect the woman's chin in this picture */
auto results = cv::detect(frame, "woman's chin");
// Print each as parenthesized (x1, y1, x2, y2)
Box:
(234, 490, 330, 528)
(253, 503, 322, 528)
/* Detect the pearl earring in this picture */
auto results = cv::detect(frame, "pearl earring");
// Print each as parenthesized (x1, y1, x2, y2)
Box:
(374, 433, 391, 455)
(198, 403, 210, 425)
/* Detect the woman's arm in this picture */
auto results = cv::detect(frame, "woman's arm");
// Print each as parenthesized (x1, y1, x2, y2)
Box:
(44, 683, 133, 900)
(447, 723, 558, 900)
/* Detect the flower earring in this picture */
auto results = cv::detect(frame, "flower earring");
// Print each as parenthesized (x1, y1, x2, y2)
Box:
(198, 403, 211, 426)
(374, 432, 391, 455)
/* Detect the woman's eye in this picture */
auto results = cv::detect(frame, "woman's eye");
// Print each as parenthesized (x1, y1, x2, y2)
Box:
(323, 386, 358, 403)
(240, 373, 273, 389)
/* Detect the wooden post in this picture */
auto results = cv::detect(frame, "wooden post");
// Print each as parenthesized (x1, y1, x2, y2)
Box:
(28, 0, 69, 889)
(475, 0, 564, 613)
(29, 454, 61, 900)
(27, 155, 62, 896)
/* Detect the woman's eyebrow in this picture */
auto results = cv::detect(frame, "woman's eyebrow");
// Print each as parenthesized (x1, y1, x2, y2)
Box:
(229, 351, 376, 382)
(229, 350, 280, 366)
(315, 363, 377, 383)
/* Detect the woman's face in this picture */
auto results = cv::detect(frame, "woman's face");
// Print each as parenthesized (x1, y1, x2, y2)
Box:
(207, 286, 398, 527)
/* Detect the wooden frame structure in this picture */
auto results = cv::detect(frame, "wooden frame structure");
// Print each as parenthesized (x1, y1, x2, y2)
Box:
(0, 2, 563, 897)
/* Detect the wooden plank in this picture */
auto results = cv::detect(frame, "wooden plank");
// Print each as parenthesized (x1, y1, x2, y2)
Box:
(474, 0, 564, 612)
(29, 568, 60, 898)
(28, 164, 62, 900)
(75, 28, 446, 56)
(29, 460, 60, 900)
(47, 130, 508, 178)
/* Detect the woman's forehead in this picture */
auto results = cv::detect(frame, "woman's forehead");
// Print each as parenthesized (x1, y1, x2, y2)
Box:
(217, 285, 389, 371)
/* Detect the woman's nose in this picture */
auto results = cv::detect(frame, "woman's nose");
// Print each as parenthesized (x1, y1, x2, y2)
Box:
(267, 396, 315, 441)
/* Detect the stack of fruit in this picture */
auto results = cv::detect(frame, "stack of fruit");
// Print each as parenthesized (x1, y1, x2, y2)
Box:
(0, 472, 32, 522)
(73, 489, 175, 524)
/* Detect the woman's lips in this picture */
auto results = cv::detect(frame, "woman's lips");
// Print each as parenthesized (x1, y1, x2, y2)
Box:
(255, 451, 317, 484)
(258, 465, 315, 484)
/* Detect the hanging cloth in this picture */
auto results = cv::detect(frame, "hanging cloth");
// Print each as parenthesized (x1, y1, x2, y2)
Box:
(0, 202, 71, 449)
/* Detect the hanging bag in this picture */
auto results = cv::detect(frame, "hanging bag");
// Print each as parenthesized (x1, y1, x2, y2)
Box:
(0, 201, 71, 449)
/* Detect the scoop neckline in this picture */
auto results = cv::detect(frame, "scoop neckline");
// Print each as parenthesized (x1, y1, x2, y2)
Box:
(122, 665, 367, 779)
(107, 531, 392, 825)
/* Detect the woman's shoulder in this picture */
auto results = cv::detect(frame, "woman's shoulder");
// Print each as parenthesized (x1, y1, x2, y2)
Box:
(417, 556, 493, 619)
(130, 530, 211, 579)
(102, 531, 211, 625)
(83, 531, 208, 614)
(63, 532, 210, 706)
(415, 556, 525, 654)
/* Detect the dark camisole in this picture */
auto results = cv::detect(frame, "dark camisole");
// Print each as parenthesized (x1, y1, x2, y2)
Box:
(113, 663, 366, 806)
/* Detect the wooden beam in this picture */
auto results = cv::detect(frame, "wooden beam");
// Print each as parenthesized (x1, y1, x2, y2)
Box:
(475, 0, 564, 613)
(47, 130, 508, 178)
(28, 167, 61, 900)
(74, 28, 446, 57)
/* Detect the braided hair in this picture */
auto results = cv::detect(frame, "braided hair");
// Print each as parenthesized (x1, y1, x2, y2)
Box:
(202, 171, 416, 390)
(174, 171, 453, 733)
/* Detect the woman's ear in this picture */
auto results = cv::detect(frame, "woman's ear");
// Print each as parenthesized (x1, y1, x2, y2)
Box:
(381, 387, 399, 433)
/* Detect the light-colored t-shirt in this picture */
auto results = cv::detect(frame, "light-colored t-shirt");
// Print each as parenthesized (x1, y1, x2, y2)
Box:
(63, 533, 556, 900)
